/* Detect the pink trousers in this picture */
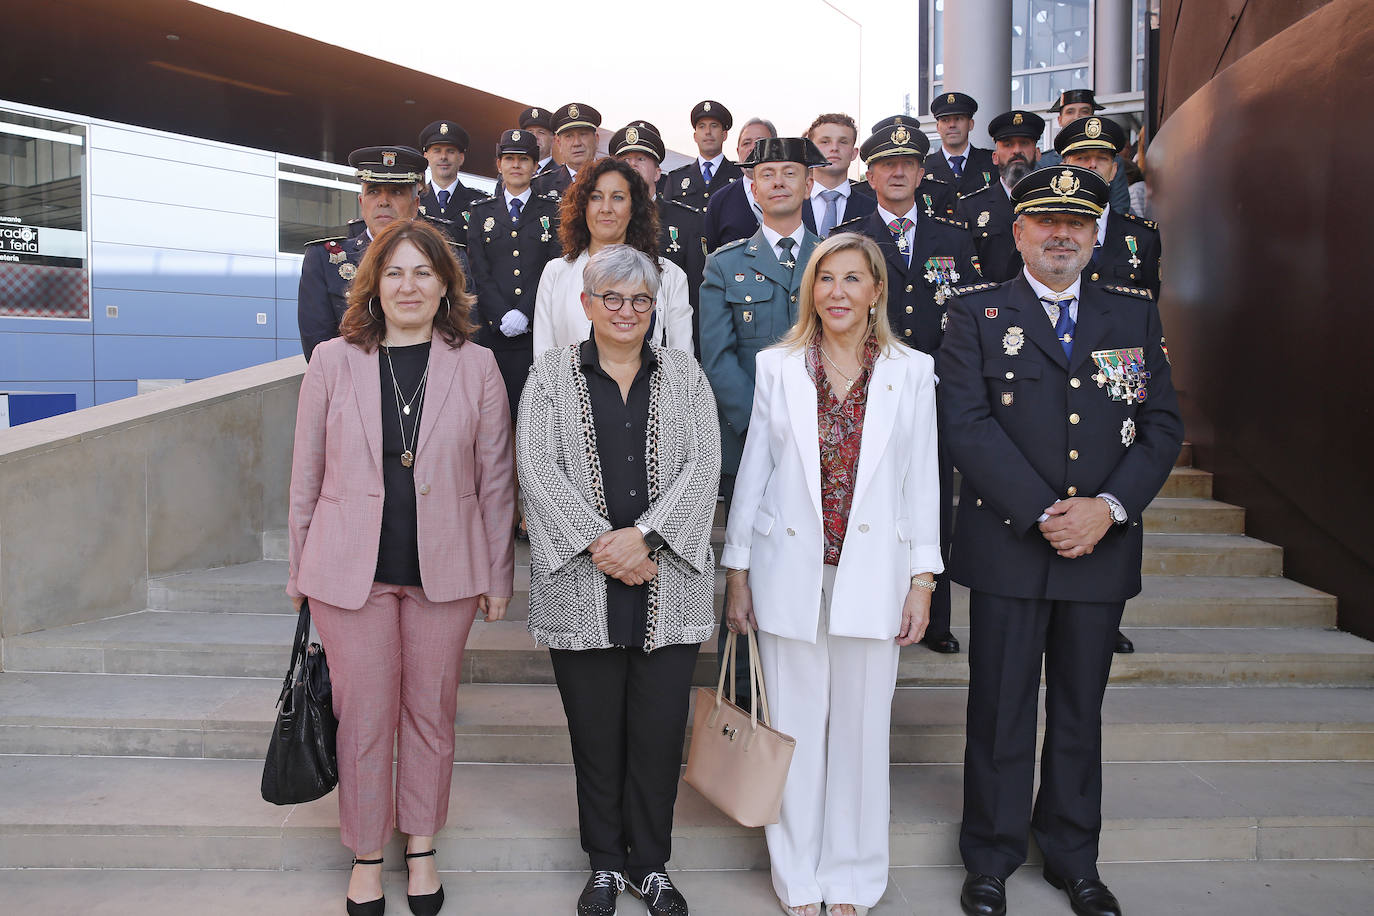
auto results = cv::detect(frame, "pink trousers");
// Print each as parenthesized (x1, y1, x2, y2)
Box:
(310, 582, 478, 854)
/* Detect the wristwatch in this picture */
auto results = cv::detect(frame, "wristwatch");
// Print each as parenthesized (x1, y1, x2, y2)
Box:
(1099, 495, 1128, 525)
(637, 524, 666, 552)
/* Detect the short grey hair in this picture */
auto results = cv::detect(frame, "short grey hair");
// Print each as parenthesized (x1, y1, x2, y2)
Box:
(582, 244, 661, 299)
(741, 117, 778, 138)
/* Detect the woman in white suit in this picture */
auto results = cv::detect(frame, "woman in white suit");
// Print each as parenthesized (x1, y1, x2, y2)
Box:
(722, 232, 943, 916)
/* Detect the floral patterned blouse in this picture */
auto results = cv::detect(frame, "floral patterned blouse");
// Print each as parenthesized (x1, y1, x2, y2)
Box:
(806, 333, 880, 565)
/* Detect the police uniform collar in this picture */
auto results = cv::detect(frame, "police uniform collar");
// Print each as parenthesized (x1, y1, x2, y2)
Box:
(698, 153, 726, 170)
(504, 186, 532, 208)
(429, 175, 461, 196)
(760, 222, 805, 256)
(1022, 266, 1082, 305)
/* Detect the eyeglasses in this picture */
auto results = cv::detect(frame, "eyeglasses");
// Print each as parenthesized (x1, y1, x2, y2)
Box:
(591, 291, 656, 313)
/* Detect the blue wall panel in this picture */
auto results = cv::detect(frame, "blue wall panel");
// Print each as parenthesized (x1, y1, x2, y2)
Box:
(0, 316, 93, 335)
(276, 297, 302, 342)
(94, 289, 274, 338)
(276, 339, 304, 360)
(90, 197, 276, 260)
(0, 331, 94, 380)
(95, 335, 276, 381)
(276, 255, 304, 300)
(91, 243, 277, 299)
(0, 380, 96, 411)
(94, 381, 139, 404)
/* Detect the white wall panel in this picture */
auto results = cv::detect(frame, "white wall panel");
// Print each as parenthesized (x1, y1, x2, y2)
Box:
(90, 197, 276, 259)
(90, 149, 276, 217)
(88, 125, 272, 176)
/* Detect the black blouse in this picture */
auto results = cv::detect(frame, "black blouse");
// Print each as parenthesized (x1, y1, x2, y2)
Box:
(580, 336, 656, 648)
(375, 340, 430, 587)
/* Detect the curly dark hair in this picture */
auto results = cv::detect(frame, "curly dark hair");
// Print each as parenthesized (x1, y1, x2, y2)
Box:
(558, 157, 661, 265)
(339, 219, 478, 351)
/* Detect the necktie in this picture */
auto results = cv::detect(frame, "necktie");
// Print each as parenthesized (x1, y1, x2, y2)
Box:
(701, 161, 714, 184)
(819, 189, 842, 236)
(509, 198, 523, 223)
(777, 236, 797, 270)
(437, 188, 450, 210)
(887, 217, 915, 263)
(1043, 296, 1076, 358)
(950, 155, 965, 179)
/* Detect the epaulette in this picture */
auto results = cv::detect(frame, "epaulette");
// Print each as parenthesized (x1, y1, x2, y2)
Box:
(715, 237, 749, 253)
(928, 214, 969, 230)
(468, 194, 496, 207)
(663, 197, 700, 214)
(539, 189, 562, 202)
(832, 214, 867, 233)
(1119, 211, 1158, 230)
(304, 235, 346, 247)
(921, 174, 949, 185)
(951, 280, 1003, 296)
(665, 161, 695, 175)
(957, 184, 992, 201)
(1102, 284, 1153, 300)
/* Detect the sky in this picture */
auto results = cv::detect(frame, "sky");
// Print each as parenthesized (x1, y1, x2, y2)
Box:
(197, 0, 923, 164)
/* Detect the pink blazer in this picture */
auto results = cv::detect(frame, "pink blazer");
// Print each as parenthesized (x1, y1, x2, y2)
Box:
(287, 335, 516, 610)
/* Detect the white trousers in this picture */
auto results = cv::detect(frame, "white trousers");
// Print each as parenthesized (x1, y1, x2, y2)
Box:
(756, 565, 901, 908)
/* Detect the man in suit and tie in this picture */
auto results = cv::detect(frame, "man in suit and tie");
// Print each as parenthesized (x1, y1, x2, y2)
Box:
(531, 103, 602, 200)
(1037, 90, 1132, 215)
(957, 110, 1046, 284)
(925, 92, 999, 198)
(666, 100, 743, 210)
(418, 120, 485, 235)
(703, 116, 776, 251)
(939, 166, 1182, 916)
(831, 123, 979, 655)
(802, 112, 876, 237)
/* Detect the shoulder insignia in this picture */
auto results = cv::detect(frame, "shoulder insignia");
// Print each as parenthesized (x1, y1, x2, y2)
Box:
(957, 185, 990, 200)
(1103, 284, 1153, 300)
(304, 235, 346, 247)
(929, 214, 969, 230)
(470, 194, 495, 206)
(951, 281, 1003, 296)
(921, 174, 948, 185)
(715, 238, 749, 253)
(832, 215, 867, 232)
(665, 198, 700, 214)
(1120, 211, 1158, 230)
(537, 190, 561, 203)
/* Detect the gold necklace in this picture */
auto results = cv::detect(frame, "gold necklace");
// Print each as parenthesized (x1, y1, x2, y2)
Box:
(819, 344, 859, 392)
(382, 345, 429, 468)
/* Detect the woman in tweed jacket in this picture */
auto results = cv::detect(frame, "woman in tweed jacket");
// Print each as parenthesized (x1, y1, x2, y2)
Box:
(516, 245, 720, 916)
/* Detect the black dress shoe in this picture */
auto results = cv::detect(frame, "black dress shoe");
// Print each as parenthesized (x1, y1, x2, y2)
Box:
(403, 849, 444, 916)
(922, 631, 961, 653)
(959, 873, 1006, 916)
(1043, 869, 1122, 916)
(1114, 630, 1134, 654)
(629, 871, 689, 916)
(578, 870, 625, 916)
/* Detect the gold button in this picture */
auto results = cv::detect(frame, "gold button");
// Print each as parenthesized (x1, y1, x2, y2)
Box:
(1130, 273, 1136, 279)
(418, 484, 431, 495)
(745, 295, 752, 302)
(975, 498, 983, 507)
(1091, 272, 1099, 281)
(514, 288, 522, 295)
(1067, 486, 1078, 496)
(904, 329, 912, 337)
(906, 284, 914, 292)
(858, 523, 870, 533)
(1005, 371, 1014, 380)
(513, 268, 521, 276)
(905, 306, 913, 314)
(512, 250, 519, 256)
(511, 230, 518, 237)
(1069, 449, 1079, 460)
(1070, 378, 1081, 388)
(1070, 413, 1080, 424)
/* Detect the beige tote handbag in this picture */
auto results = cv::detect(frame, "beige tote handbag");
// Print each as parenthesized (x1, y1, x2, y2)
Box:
(684, 628, 796, 827)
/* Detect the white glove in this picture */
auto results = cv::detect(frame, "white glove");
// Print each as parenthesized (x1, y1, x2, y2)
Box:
(500, 309, 530, 337)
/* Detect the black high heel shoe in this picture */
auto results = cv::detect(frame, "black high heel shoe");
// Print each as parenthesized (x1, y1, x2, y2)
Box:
(404, 849, 445, 916)
(347, 856, 385, 916)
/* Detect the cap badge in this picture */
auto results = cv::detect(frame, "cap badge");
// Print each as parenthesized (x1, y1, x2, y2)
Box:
(1002, 325, 1025, 356)
(626, 127, 639, 144)
(1012, 112, 1024, 125)
(440, 123, 450, 135)
(1085, 118, 1102, 139)
(947, 94, 956, 104)
(704, 101, 712, 111)
(568, 104, 579, 119)
(382, 150, 397, 167)
(891, 125, 912, 146)
(512, 130, 521, 141)
(531, 109, 539, 118)
(1050, 170, 1081, 197)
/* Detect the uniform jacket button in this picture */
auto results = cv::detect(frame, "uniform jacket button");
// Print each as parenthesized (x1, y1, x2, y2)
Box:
(905, 284, 914, 292)
(1070, 378, 1081, 388)
(904, 329, 912, 337)
(1069, 449, 1079, 460)
(905, 306, 914, 314)
(513, 268, 521, 276)
(1067, 486, 1078, 496)
(512, 249, 519, 256)
(514, 288, 522, 295)
(1069, 413, 1080, 424)
(975, 498, 983, 506)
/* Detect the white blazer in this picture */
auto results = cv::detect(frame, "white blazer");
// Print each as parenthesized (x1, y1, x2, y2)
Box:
(532, 250, 694, 356)
(722, 343, 943, 642)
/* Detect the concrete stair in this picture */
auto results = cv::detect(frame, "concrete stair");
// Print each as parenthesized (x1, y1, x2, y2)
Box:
(2, 454, 1371, 898)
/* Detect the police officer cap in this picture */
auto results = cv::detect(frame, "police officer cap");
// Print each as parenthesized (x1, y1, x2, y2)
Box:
(930, 91, 978, 118)
(1049, 89, 1106, 113)
(869, 114, 918, 134)
(1010, 165, 1109, 218)
(552, 103, 602, 134)
(1054, 115, 1127, 157)
(859, 121, 931, 163)
(496, 129, 540, 159)
(418, 120, 469, 153)
(741, 137, 828, 168)
(690, 100, 733, 131)
(610, 123, 665, 163)
(630, 119, 662, 138)
(518, 107, 553, 130)
(987, 110, 1046, 142)
(347, 146, 427, 184)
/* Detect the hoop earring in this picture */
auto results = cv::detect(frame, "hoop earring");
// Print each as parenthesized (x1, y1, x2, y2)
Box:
(368, 297, 382, 322)
(440, 295, 451, 316)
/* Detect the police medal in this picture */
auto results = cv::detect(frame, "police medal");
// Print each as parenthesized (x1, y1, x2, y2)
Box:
(1126, 235, 1141, 269)
(1001, 325, 1025, 356)
(668, 226, 680, 252)
(923, 256, 961, 305)
(338, 262, 356, 280)
(539, 216, 551, 242)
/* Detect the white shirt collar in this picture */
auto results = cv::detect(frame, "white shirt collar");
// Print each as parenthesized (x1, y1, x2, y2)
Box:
(760, 222, 806, 260)
(1096, 203, 1111, 247)
(743, 177, 762, 217)
(537, 155, 552, 169)
(504, 187, 532, 208)
(876, 203, 920, 227)
(943, 145, 970, 164)
(811, 180, 851, 201)
(1023, 266, 1082, 306)
(430, 176, 460, 196)
(698, 153, 726, 171)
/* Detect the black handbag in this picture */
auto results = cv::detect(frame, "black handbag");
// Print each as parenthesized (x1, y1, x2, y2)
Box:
(261, 599, 339, 804)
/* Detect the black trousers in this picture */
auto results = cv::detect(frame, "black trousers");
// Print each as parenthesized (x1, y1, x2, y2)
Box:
(550, 641, 700, 880)
(488, 341, 534, 421)
(930, 439, 955, 636)
(959, 591, 1124, 881)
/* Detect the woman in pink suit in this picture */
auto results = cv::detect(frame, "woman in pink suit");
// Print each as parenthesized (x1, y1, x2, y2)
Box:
(287, 218, 516, 916)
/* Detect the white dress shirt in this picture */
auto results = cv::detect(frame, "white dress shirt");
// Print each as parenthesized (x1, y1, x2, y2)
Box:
(875, 203, 920, 259)
(1022, 267, 1082, 323)
(698, 152, 725, 182)
(1095, 203, 1111, 247)
(809, 180, 852, 230)
(503, 187, 532, 212)
(759, 223, 807, 265)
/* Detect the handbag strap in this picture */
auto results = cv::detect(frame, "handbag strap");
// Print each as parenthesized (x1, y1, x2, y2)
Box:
(716, 630, 736, 707)
(746, 628, 774, 728)
(278, 600, 313, 704)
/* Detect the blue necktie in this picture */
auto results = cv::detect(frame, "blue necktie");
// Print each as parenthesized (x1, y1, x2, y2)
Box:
(437, 188, 450, 210)
(1046, 297, 1076, 358)
(819, 189, 842, 236)
(950, 155, 965, 179)
(509, 198, 523, 223)
(701, 161, 714, 184)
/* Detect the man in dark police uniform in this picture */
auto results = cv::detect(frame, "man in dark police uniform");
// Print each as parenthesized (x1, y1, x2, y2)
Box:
(417, 119, 485, 229)
(938, 165, 1182, 916)
(665, 100, 742, 210)
(924, 91, 999, 198)
(531, 103, 602, 200)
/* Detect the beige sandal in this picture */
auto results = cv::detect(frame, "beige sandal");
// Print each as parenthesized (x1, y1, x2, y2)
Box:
(778, 900, 821, 916)
(824, 905, 869, 916)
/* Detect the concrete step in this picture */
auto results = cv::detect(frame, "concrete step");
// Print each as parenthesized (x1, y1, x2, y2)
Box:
(3, 672, 1369, 765)
(0, 755, 1370, 870)
(7, 612, 1373, 687)
(3, 861, 1371, 916)
(263, 527, 287, 561)
(1140, 534, 1282, 576)
(1158, 466, 1213, 498)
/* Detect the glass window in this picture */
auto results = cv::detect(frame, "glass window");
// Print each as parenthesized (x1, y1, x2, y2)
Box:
(277, 158, 361, 254)
(0, 112, 89, 319)
(1012, 0, 1092, 105)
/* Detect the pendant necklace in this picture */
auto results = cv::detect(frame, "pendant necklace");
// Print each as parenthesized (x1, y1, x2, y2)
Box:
(819, 344, 858, 395)
(383, 344, 429, 468)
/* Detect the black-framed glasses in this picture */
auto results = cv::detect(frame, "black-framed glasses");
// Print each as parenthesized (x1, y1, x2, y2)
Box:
(591, 291, 656, 313)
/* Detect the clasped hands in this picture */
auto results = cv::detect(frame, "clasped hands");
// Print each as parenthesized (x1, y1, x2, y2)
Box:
(1038, 496, 1114, 559)
(590, 527, 658, 586)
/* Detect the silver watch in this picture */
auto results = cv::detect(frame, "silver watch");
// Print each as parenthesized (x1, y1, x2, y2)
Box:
(1100, 495, 1128, 525)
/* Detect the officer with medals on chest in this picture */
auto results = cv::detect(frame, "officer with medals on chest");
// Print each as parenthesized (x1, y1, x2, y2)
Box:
(610, 122, 708, 354)
(854, 115, 959, 219)
(937, 166, 1182, 916)
(464, 129, 563, 419)
(530, 103, 602, 200)
(417, 119, 485, 239)
(830, 122, 978, 655)
(665, 100, 743, 210)
(297, 145, 428, 361)
(1054, 115, 1162, 302)
(957, 110, 1046, 284)
(925, 92, 999, 198)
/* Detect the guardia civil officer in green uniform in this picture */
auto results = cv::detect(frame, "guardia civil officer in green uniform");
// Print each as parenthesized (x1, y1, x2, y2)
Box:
(665, 100, 743, 210)
(297, 145, 427, 361)
(939, 166, 1182, 916)
(832, 123, 979, 655)
(530, 103, 602, 201)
